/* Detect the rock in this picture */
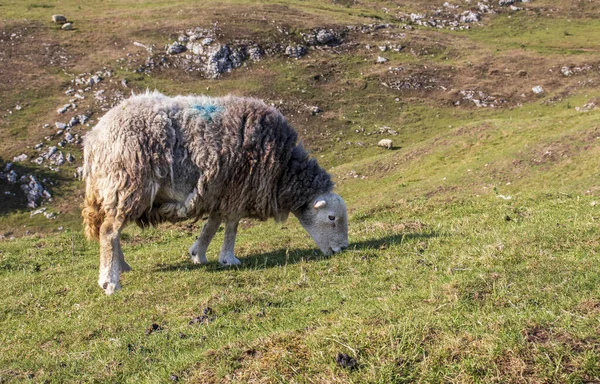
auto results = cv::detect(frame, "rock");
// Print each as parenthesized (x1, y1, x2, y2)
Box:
(316, 29, 336, 44)
(30, 208, 46, 217)
(167, 41, 186, 55)
(13, 154, 27, 162)
(54, 152, 65, 166)
(66, 153, 75, 163)
(376, 56, 389, 63)
(34, 143, 44, 150)
(460, 11, 481, 23)
(309, 106, 321, 115)
(68, 116, 79, 127)
(20, 175, 48, 208)
(34, 157, 44, 165)
(285, 45, 308, 59)
(75, 167, 84, 179)
(532, 85, 544, 94)
(44, 146, 58, 159)
(6, 170, 17, 184)
(561, 66, 573, 76)
(55, 122, 67, 130)
(65, 132, 74, 142)
(247, 46, 264, 62)
(61, 23, 73, 31)
(52, 15, 67, 24)
(201, 37, 214, 46)
(57, 104, 71, 114)
(78, 114, 89, 124)
(205, 45, 247, 78)
(44, 212, 57, 220)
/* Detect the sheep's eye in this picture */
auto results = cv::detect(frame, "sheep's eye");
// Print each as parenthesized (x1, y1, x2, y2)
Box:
(328, 215, 336, 221)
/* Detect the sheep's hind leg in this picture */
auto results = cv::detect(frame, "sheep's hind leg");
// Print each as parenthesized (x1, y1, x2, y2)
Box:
(219, 219, 241, 266)
(98, 215, 126, 295)
(189, 213, 221, 264)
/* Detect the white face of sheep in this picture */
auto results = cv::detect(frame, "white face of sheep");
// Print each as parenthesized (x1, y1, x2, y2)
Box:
(297, 192, 349, 255)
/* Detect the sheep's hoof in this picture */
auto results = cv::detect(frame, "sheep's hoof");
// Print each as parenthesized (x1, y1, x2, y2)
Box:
(190, 254, 208, 264)
(189, 246, 208, 264)
(219, 255, 241, 266)
(99, 280, 121, 295)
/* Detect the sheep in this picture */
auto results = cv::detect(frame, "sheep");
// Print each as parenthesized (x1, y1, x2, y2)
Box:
(82, 91, 349, 295)
(377, 138, 393, 149)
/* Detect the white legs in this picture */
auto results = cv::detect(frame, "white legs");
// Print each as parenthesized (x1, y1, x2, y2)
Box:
(189, 215, 241, 266)
(189, 213, 221, 264)
(218, 219, 241, 266)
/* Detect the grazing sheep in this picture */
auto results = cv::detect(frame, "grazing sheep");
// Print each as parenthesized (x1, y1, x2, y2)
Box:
(82, 91, 349, 295)
(377, 138, 393, 149)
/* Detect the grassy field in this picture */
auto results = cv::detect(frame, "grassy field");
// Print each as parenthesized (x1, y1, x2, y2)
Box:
(1, 0, 600, 382)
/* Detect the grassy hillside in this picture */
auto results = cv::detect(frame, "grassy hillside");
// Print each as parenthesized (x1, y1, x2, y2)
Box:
(1, 0, 600, 382)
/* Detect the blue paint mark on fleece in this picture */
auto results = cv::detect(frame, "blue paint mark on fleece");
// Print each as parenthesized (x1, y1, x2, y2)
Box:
(192, 103, 224, 121)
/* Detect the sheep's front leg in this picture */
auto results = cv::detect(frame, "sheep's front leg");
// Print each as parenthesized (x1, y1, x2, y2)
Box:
(189, 213, 221, 264)
(98, 216, 126, 295)
(219, 219, 241, 266)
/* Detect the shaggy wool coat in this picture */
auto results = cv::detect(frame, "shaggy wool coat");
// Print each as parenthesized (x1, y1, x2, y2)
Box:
(83, 92, 333, 239)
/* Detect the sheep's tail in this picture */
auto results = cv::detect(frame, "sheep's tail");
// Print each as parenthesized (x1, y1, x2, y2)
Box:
(82, 179, 105, 241)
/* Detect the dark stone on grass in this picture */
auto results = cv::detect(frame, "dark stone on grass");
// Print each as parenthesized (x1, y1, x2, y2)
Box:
(170, 374, 179, 381)
(145, 323, 162, 335)
(505, 215, 512, 221)
(336, 353, 358, 370)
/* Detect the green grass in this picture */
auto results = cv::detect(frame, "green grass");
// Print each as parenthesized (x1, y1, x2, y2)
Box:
(2, 0, 600, 382)
(2, 192, 599, 382)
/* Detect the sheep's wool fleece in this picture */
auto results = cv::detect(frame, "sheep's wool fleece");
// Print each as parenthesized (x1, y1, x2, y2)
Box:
(83, 92, 333, 233)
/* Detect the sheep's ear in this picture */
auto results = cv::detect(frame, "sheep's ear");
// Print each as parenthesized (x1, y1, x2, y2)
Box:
(314, 200, 327, 209)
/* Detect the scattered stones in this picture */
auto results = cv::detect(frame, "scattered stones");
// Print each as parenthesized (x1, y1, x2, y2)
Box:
(167, 41, 186, 55)
(55, 122, 67, 129)
(378, 126, 398, 135)
(20, 175, 51, 208)
(205, 44, 247, 78)
(52, 15, 67, 24)
(376, 56, 389, 64)
(30, 207, 47, 217)
(57, 104, 71, 114)
(13, 154, 27, 162)
(285, 45, 308, 59)
(61, 23, 73, 31)
(575, 101, 597, 112)
(68, 116, 79, 127)
(458, 90, 506, 107)
(247, 45, 264, 62)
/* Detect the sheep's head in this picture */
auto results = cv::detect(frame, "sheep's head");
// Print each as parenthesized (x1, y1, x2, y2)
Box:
(297, 192, 349, 255)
